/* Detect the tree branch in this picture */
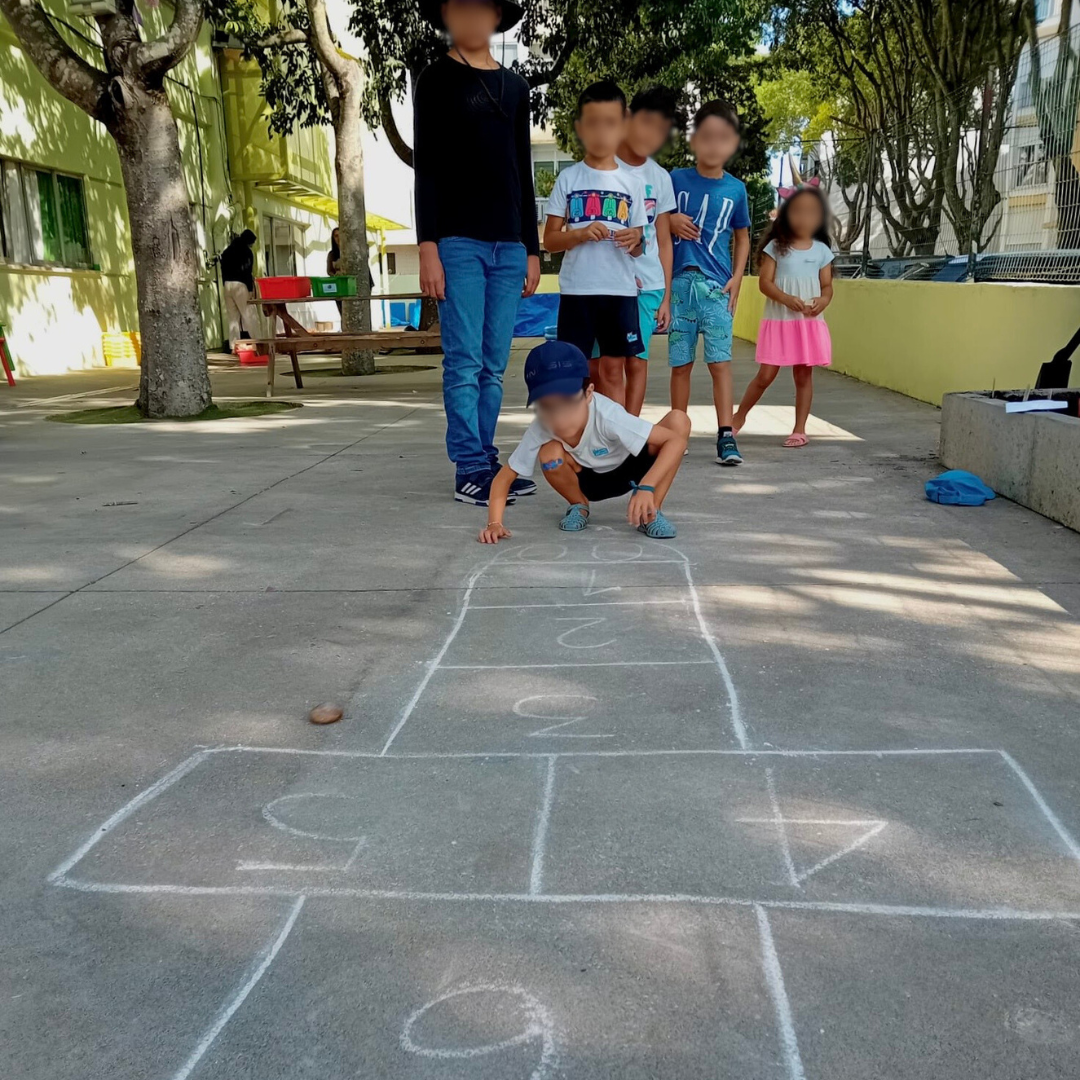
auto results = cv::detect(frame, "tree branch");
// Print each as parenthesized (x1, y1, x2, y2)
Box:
(378, 89, 414, 167)
(252, 27, 311, 48)
(305, 0, 351, 82)
(136, 0, 203, 79)
(0, 0, 109, 116)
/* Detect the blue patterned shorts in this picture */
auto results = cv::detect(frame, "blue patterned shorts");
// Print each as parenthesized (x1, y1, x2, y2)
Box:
(668, 270, 733, 367)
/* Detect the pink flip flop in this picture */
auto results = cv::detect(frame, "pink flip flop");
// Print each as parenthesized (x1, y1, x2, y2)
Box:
(783, 433, 809, 448)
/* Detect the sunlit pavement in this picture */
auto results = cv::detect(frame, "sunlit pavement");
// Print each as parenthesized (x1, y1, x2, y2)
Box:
(3, 338, 1080, 1080)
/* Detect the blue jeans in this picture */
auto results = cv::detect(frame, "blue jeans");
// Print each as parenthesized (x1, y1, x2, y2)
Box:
(437, 238, 527, 475)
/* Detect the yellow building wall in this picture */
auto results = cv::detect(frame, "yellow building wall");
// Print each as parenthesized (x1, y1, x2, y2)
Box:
(733, 279, 1080, 405)
(0, 9, 235, 375)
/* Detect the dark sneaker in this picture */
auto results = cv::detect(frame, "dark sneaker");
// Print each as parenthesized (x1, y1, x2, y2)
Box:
(488, 456, 537, 498)
(509, 476, 538, 497)
(716, 432, 743, 466)
(454, 470, 518, 507)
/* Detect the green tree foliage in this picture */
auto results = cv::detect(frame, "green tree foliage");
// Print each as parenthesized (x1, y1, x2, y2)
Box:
(754, 68, 836, 153)
(336, 0, 769, 175)
(534, 169, 558, 199)
(541, 0, 770, 178)
(771, 0, 1026, 256)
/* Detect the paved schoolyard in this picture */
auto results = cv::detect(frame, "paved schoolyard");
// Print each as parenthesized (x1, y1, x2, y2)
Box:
(3, 339, 1080, 1079)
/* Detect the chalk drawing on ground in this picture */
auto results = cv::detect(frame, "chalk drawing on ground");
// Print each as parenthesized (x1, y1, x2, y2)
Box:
(513, 694, 613, 739)
(43, 541, 1080, 1080)
(400, 984, 558, 1079)
(237, 793, 368, 872)
(378, 543, 744, 755)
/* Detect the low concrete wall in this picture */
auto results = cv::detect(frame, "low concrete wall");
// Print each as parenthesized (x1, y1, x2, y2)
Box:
(940, 392, 1080, 530)
(732, 279, 1080, 407)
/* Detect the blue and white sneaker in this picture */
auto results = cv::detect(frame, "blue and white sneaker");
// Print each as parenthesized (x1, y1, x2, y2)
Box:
(637, 510, 677, 539)
(716, 432, 743, 466)
(488, 456, 537, 497)
(454, 469, 517, 507)
(509, 476, 538, 497)
(559, 504, 590, 531)
(488, 455, 537, 496)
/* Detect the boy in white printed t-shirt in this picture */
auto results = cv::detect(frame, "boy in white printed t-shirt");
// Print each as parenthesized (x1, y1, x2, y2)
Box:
(477, 341, 690, 543)
(613, 86, 680, 414)
(544, 81, 648, 412)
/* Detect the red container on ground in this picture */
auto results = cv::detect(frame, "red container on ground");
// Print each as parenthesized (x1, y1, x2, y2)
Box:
(256, 276, 311, 300)
(235, 342, 269, 366)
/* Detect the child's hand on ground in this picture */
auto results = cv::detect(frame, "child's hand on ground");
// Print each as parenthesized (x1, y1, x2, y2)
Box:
(722, 278, 741, 314)
(656, 297, 671, 332)
(612, 227, 642, 253)
(579, 222, 611, 243)
(627, 490, 657, 527)
(670, 213, 701, 241)
(478, 523, 512, 544)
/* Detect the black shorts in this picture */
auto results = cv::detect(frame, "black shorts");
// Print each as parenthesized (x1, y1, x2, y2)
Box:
(558, 294, 643, 359)
(578, 447, 656, 502)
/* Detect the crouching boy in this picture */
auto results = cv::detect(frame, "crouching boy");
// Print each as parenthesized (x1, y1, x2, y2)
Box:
(478, 341, 690, 544)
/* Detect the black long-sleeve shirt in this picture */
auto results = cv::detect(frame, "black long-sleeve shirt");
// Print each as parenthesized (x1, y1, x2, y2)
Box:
(413, 55, 540, 257)
(220, 241, 254, 291)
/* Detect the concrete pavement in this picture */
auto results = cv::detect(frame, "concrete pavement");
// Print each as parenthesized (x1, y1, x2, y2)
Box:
(2, 339, 1080, 1079)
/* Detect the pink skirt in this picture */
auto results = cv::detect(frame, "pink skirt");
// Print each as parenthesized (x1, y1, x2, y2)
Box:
(756, 318, 832, 367)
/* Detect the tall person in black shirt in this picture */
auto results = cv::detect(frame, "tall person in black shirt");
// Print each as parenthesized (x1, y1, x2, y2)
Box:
(415, 0, 542, 506)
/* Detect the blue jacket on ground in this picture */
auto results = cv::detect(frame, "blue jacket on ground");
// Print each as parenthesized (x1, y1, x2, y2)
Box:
(925, 470, 997, 506)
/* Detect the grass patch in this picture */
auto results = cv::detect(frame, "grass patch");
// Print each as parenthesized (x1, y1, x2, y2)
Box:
(305, 363, 437, 377)
(48, 401, 302, 425)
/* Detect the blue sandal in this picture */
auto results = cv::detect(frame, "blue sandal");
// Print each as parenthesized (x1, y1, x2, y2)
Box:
(637, 510, 676, 539)
(559, 504, 590, 532)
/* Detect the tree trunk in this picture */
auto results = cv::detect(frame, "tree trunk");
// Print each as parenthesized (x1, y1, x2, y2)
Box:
(334, 87, 374, 376)
(112, 82, 211, 417)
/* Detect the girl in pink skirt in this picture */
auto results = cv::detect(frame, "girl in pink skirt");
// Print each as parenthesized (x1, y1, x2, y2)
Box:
(732, 182, 833, 448)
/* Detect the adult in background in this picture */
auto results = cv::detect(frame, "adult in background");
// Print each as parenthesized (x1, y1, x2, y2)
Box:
(415, 0, 542, 507)
(220, 229, 257, 351)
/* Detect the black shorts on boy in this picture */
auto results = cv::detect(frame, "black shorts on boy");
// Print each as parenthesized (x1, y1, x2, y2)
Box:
(558, 294, 643, 359)
(576, 445, 656, 501)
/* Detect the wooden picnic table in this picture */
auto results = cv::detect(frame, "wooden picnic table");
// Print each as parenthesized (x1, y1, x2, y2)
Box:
(248, 292, 437, 396)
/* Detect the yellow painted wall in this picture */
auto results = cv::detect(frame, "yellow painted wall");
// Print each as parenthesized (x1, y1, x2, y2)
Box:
(733, 278, 1080, 405)
(0, 9, 234, 374)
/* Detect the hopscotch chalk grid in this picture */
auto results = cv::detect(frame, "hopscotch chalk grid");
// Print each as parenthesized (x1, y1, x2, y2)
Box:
(47, 543, 1080, 1080)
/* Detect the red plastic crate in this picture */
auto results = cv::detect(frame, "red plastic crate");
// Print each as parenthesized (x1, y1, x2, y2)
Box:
(256, 276, 311, 300)
(239, 352, 269, 366)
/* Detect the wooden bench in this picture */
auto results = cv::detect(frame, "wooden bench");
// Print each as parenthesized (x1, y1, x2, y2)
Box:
(251, 330, 442, 396)
(247, 292, 437, 396)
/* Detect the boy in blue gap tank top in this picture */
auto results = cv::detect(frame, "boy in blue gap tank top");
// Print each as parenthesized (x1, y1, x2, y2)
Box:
(668, 100, 751, 467)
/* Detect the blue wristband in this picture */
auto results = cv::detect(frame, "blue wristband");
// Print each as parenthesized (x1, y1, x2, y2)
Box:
(630, 482, 655, 493)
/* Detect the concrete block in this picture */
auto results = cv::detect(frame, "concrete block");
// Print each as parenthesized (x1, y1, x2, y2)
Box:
(940, 391, 1080, 530)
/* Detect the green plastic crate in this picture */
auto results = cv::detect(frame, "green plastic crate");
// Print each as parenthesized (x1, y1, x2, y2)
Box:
(310, 275, 357, 298)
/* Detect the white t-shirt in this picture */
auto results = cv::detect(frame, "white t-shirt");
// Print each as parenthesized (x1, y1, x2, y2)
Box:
(546, 162, 649, 297)
(508, 393, 654, 477)
(616, 156, 676, 293)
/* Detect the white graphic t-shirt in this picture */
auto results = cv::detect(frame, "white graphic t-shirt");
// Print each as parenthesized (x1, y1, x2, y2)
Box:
(508, 393, 654, 477)
(616, 156, 676, 293)
(546, 162, 648, 296)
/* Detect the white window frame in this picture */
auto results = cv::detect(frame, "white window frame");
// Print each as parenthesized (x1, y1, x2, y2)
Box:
(0, 157, 92, 269)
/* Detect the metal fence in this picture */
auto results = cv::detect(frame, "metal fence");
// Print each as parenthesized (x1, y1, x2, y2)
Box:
(787, 26, 1080, 284)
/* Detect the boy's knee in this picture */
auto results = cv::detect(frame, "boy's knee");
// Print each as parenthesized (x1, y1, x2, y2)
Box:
(666, 409, 692, 437)
(538, 440, 566, 472)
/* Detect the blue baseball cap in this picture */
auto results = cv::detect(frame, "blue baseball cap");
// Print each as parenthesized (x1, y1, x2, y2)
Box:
(524, 340, 590, 405)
